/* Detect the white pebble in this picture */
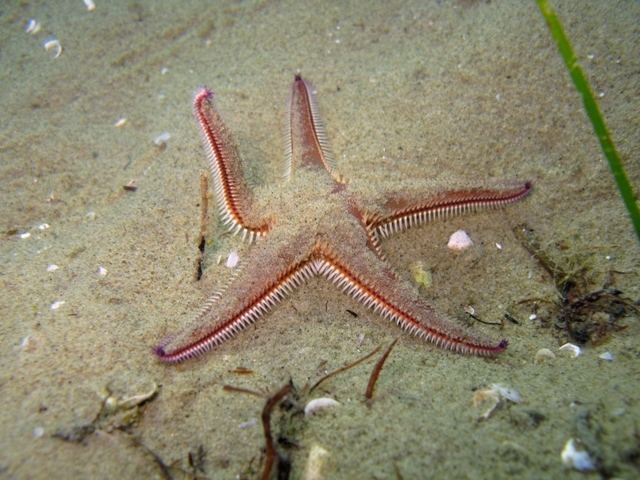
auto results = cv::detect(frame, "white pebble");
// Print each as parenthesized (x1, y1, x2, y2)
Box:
(447, 229, 473, 250)
(20, 232, 31, 239)
(33, 427, 44, 438)
(83, 0, 96, 11)
(38, 223, 50, 230)
(114, 118, 127, 128)
(598, 352, 613, 361)
(305, 398, 340, 416)
(97, 266, 108, 276)
(46, 264, 59, 272)
(561, 438, 595, 472)
(50, 300, 65, 310)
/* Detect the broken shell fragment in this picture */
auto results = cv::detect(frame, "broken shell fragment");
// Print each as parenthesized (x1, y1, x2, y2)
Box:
(561, 438, 595, 472)
(472, 383, 521, 420)
(447, 229, 474, 250)
(43, 39, 62, 58)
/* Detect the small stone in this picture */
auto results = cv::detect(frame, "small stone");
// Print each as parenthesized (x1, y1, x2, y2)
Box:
(447, 229, 473, 250)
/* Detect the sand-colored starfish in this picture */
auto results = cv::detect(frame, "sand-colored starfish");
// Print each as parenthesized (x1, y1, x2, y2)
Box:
(154, 75, 531, 363)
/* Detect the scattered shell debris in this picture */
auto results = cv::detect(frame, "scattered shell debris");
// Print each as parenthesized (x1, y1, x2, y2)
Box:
(24, 19, 41, 35)
(304, 398, 340, 416)
(447, 229, 473, 250)
(472, 383, 521, 420)
(559, 343, 581, 358)
(97, 266, 108, 276)
(535, 348, 556, 364)
(598, 352, 613, 361)
(226, 251, 239, 268)
(153, 132, 171, 146)
(114, 118, 127, 128)
(50, 300, 65, 310)
(43, 39, 62, 58)
(83, 0, 96, 11)
(304, 443, 329, 480)
(561, 438, 595, 472)
(46, 264, 59, 272)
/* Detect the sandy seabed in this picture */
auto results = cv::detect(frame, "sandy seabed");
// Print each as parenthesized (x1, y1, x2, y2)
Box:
(1, 1, 639, 478)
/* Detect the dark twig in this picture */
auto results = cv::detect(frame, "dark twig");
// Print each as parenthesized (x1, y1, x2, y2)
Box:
(309, 344, 382, 394)
(365, 336, 400, 400)
(261, 383, 292, 480)
(130, 437, 174, 480)
(222, 385, 266, 398)
(196, 171, 209, 280)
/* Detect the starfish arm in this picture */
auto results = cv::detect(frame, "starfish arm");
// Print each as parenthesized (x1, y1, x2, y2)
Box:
(315, 227, 507, 356)
(154, 232, 317, 363)
(284, 75, 344, 184)
(362, 181, 532, 240)
(193, 88, 271, 242)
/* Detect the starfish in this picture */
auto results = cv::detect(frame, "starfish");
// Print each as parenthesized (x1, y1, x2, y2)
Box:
(154, 75, 531, 363)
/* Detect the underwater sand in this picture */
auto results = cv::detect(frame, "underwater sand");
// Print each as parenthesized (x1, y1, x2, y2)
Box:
(1, 0, 639, 478)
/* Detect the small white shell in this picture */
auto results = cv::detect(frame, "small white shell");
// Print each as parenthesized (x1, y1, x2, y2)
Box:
(47, 264, 59, 272)
(114, 118, 127, 127)
(535, 348, 556, 364)
(98, 266, 108, 276)
(25, 19, 41, 35)
(447, 229, 474, 250)
(226, 251, 239, 268)
(154, 132, 171, 146)
(559, 343, 581, 358)
(561, 438, 595, 472)
(43, 39, 62, 58)
(50, 300, 65, 310)
(83, 0, 96, 11)
(598, 352, 613, 361)
(304, 398, 340, 416)
(238, 419, 258, 429)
